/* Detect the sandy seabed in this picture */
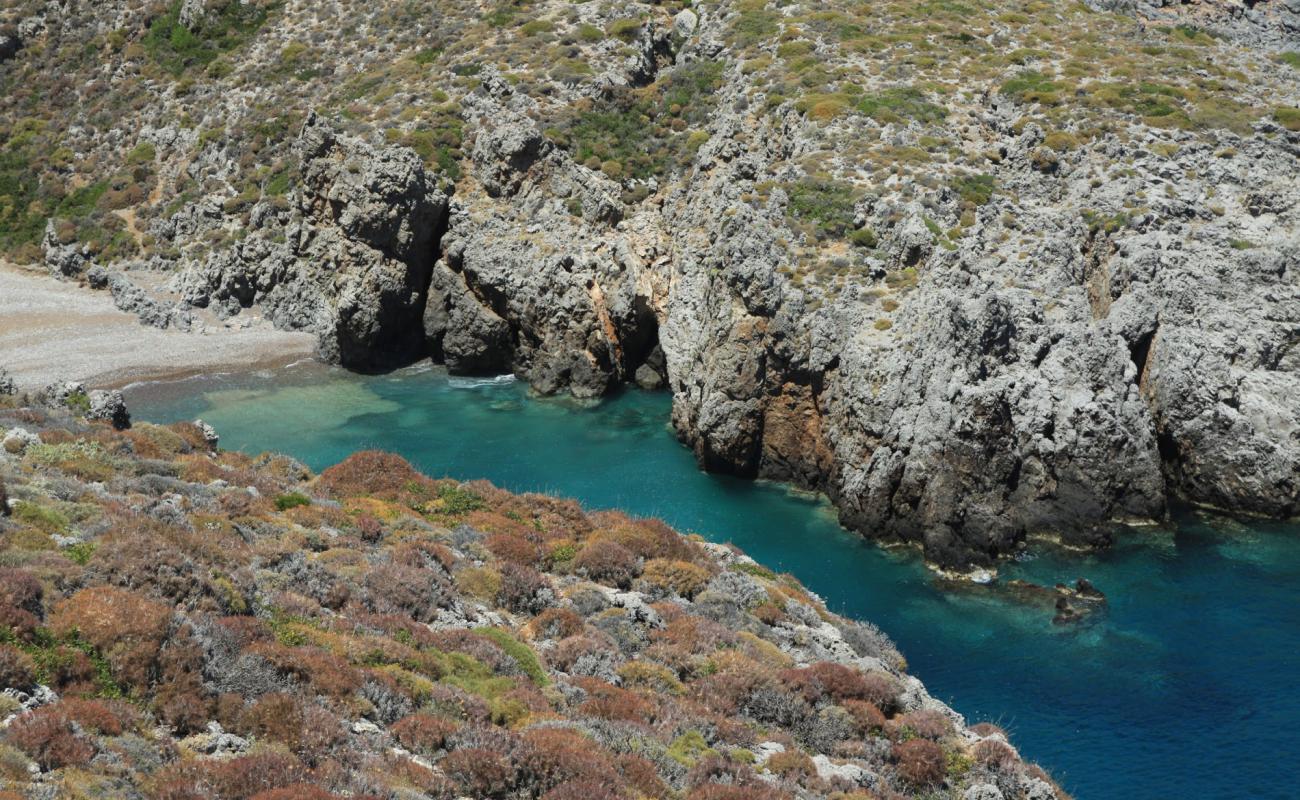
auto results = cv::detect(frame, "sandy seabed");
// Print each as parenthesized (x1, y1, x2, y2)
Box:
(0, 264, 316, 390)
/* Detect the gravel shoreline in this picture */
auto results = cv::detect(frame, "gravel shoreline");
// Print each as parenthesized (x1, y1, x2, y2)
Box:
(0, 264, 317, 391)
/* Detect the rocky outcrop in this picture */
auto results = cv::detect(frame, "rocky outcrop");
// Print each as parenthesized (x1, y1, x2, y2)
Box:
(432, 59, 1299, 569)
(11, 0, 1298, 570)
(424, 80, 664, 397)
(1087, 0, 1300, 46)
(178, 114, 449, 367)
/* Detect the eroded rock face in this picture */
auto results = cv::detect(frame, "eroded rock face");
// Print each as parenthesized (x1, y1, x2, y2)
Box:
(432, 64, 1299, 569)
(178, 114, 449, 368)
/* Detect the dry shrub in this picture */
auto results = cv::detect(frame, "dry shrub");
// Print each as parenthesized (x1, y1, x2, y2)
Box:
(686, 787, 791, 800)
(0, 644, 35, 690)
(239, 693, 343, 764)
(249, 786, 339, 800)
(486, 532, 543, 565)
(152, 752, 308, 800)
(49, 585, 172, 691)
(497, 562, 550, 614)
(858, 671, 902, 713)
(892, 738, 945, 786)
(842, 700, 886, 735)
(969, 721, 1007, 738)
(894, 708, 952, 740)
(440, 746, 516, 798)
(4, 706, 95, 770)
(0, 567, 43, 637)
(765, 749, 816, 778)
(574, 678, 655, 724)
(541, 780, 626, 800)
(525, 607, 584, 640)
(317, 450, 434, 500)
(642, 559, 712, 599)
(519, 727, 619, 793)
(591, 513, 701, 562)
(391, 713, 459, 755)
(363, 561, 453, 622)
(685, 756, 791, 800)
(972, 738, 1018, 771)
(573, 540, 639, 589)
(616, 753, 669, 799)
(780, 662, 877, 705)
(59, 697, 137, 735)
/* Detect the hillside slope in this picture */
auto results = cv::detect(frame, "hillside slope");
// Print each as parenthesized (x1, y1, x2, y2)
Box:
(0, 391, 1063, 799)
(1, 0, 1297, 568)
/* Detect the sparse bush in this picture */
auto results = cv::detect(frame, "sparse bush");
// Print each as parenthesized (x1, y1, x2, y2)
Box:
(391, 713, 458, 755)
(0, 645, 35, 690)
(642, 559, 712, 599)
(440, 747, 516, 798)
(574, 540, 639, 589)
(892, 738, 945, 786)
(4, 706, 95, 770)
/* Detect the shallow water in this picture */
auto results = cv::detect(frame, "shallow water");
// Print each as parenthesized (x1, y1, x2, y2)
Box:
(126, 361, 1300, 800)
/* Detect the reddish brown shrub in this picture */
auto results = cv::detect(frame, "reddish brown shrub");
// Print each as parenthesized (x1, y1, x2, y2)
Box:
(575, 679, 655, 724)
(487, 532, 543, 566)
(573, 540, 639, 589)
(60, 698, 137, 735)
(617, 753, 669, 799)
(391, 713, 458, 755)
(497, 562, 549, 614)
(355, 514, 384, 543)
(249, 786, 339, 800)
(317, 451, 434, 499)
(364, 561, 454, 622)
(439, 747, 516, 798)
(4, 707, 95, 770)
(686, 785, 791, 800)
(969, 722, 1008, 738)
(49, 586, 172, 691)
(0, 568, 43, 637)
(859, 671, 902, 713)
(642, 559, 712, 599)
(842, 700, 886, 735)
(765, 749, 816, 778)
(158, 752, 309, 800)
(519, 727, 619, 793)
(972, 738, 1018, 771)
(527, 607, 584, 640)
(892, 738, 945, 786)
(540, 780, 626, 800)
(239, 694, 343, 764)
(0, 644, 35, 690)
(895, 708, 953, 740)
(780, 662, 875, 705)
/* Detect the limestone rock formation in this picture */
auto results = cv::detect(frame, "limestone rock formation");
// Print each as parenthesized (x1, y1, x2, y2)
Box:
(6, 0, 1298, 569)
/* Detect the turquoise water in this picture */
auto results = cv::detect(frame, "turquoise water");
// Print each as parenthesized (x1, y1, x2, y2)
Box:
(125, 362, 1300, 800)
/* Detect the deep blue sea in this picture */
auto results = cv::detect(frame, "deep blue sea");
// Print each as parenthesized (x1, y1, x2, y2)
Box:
(125, 361, 1300, 800)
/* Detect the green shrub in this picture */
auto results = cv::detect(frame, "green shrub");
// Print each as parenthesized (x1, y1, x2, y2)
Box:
(143, 0, 275, 76)
(1274, 107, 1300, 132)
(608, 18, 643, 43)
(951, 174, 995, 207)
(475, 627, 548, 685)
(1000, 70, 1060, 105)
(785, 178, 858, 237)
(274, 492, 311, 511)
(855, 87, 947, 124)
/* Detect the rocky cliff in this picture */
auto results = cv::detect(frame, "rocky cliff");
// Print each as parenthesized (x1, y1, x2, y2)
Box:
(2, 0, 1297, 569)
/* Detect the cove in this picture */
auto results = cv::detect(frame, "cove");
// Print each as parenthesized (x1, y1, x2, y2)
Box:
(125, 361, 1300, 800)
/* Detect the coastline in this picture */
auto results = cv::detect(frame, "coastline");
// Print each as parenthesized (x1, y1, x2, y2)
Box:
(0, 263, 317, 391)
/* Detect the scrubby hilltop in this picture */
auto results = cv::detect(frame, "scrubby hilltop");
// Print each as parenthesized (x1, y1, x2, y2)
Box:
(1, 0, 1297, 569)
(0, 394, 1064, 799)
